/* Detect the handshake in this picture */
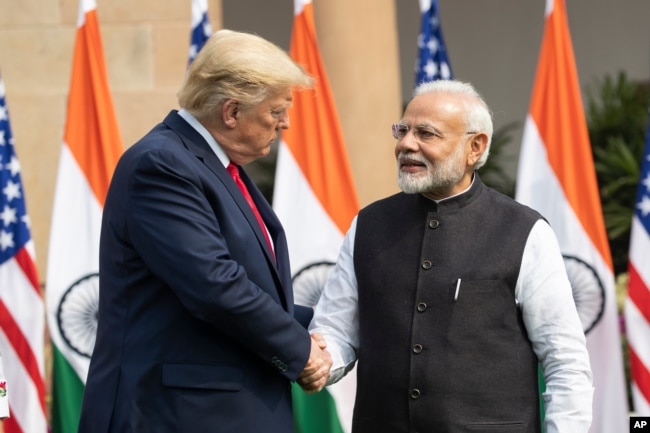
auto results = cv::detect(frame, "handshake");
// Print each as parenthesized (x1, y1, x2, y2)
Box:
(297, 333, 332, 394)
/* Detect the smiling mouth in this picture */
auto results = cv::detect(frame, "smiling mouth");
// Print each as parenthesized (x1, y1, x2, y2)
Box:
(399, 158, 426, 172)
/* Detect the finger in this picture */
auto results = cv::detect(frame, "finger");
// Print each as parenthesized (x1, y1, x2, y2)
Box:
(299, 364, 331, 388)
(298, 374, 328, 394)
(311, 333, 327, 349)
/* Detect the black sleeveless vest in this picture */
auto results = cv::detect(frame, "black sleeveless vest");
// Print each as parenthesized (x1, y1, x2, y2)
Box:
(352, 175, 543, 433)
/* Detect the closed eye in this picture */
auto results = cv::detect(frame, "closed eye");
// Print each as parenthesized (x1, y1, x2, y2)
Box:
(271, 108, 288, 118)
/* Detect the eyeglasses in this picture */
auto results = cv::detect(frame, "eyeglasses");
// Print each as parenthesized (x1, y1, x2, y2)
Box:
(391, 123, 477, 141)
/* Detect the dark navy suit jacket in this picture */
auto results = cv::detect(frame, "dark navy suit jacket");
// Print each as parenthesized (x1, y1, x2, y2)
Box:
(77, 110, 312, 433)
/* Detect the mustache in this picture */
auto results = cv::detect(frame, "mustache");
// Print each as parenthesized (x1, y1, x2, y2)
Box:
(397, 152, 430, 167)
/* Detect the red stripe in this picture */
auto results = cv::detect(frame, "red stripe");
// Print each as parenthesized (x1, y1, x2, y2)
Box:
(629, 346, 650, 407)
(13, 248, 40, 295)
(628, 263, 650, 324)
(0, 301, 46, 413)
(3, 410, 24, 433)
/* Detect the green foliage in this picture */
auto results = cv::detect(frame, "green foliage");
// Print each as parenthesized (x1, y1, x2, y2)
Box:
(586, 72, 650, 275)
(479, 121, 518, 197)
(585, 72, 650, 414)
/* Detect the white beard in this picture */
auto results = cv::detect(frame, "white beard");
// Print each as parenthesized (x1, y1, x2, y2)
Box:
(397, 144, 466, 195)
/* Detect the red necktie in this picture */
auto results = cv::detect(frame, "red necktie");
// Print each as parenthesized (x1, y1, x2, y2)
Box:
(227, 163, 275, 259)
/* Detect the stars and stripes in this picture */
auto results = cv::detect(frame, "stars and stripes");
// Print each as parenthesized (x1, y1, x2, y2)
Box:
(0, 73, 47, 433)
(636, 154, 650, 219)
(625, 117, 650, 415)
(188, 0, 212, 64)
(0, 92, 29, 260)
(415, 0, 452, 85)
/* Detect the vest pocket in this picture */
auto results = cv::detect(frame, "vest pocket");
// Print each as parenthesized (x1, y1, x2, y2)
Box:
(448, 279, 515, 317)
(464, 420, 525, 431)
(447, 279, 509, 301)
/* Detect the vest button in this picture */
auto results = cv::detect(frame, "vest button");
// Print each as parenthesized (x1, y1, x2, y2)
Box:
(429, 219, 440, 229)
(410, 388, 421, 399)
(422, 260, 432, 269)
(417, 302, 427, 312)
(413, 344, 423, 354)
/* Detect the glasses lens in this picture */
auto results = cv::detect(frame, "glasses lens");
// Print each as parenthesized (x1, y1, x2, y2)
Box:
(392, 124, 407, 139)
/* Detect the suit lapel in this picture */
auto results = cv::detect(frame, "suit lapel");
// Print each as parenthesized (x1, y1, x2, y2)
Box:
(237, 167, 292, 310)
(162, 111, 292, 309)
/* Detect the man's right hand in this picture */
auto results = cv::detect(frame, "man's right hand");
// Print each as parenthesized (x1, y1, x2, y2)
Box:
(297, 333, 332, 394)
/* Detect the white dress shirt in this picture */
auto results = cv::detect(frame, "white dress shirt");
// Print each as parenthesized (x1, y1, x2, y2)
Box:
(310, 194, 594, 433)
(177, 109, 274, 249)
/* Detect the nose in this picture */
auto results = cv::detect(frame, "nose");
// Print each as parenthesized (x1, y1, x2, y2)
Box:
(395, 130, 418, 154)
(278, 111, 290, 130)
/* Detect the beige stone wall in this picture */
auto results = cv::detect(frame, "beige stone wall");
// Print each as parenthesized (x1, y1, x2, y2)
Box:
(312, 0, 401, 209)
(1, 0, 403, 286)
(0, 0, 223, 282)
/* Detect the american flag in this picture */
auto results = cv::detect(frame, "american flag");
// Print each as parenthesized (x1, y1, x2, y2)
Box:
(625, 115, 650, 415)
(415, 0, 453, 85)
(188, 0, 212, 64)
(0, 74, 47, 432)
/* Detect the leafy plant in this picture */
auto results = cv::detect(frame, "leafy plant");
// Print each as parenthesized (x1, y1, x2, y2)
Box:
(479, 121, 519, 197)
(586, 71, 650, 275)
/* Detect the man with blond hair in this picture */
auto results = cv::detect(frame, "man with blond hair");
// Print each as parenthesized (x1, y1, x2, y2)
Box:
(78, 30, 331, 433)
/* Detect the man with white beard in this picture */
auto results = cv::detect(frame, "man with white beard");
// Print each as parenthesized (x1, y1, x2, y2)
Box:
(309, 79, 594, 433)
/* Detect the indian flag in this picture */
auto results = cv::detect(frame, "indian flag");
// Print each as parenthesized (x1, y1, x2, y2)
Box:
(515, 0, 628, 431)
(45, 0, 123, 431)
(273, 1, 359, 432)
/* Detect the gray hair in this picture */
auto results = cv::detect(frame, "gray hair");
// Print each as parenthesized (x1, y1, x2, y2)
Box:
(413, 80, 493, 169)
(178, 29, 314, 122)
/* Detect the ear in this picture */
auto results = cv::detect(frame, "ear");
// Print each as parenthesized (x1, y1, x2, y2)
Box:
(467, 133, 489, 166)
(222, 99, 239, 128)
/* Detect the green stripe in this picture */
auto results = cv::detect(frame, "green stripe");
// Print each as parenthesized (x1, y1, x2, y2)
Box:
(537, 364, 546, 433)
(50, 345, 85, 433)
(292, 383, 345, 433)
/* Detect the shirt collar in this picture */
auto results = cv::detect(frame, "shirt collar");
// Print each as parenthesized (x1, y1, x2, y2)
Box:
(178, 109, 230, 167)
(433, 173, 476, 203)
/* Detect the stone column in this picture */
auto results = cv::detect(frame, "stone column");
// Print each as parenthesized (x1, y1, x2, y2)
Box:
(0, 0, 223, 279)
(312, 0, 402, 207)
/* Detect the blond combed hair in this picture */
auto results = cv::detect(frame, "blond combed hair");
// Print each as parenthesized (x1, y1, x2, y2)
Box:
(178, 29, 314, 122)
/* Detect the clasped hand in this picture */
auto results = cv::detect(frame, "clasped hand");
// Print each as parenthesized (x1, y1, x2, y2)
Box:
(297, 333, 332, 394)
